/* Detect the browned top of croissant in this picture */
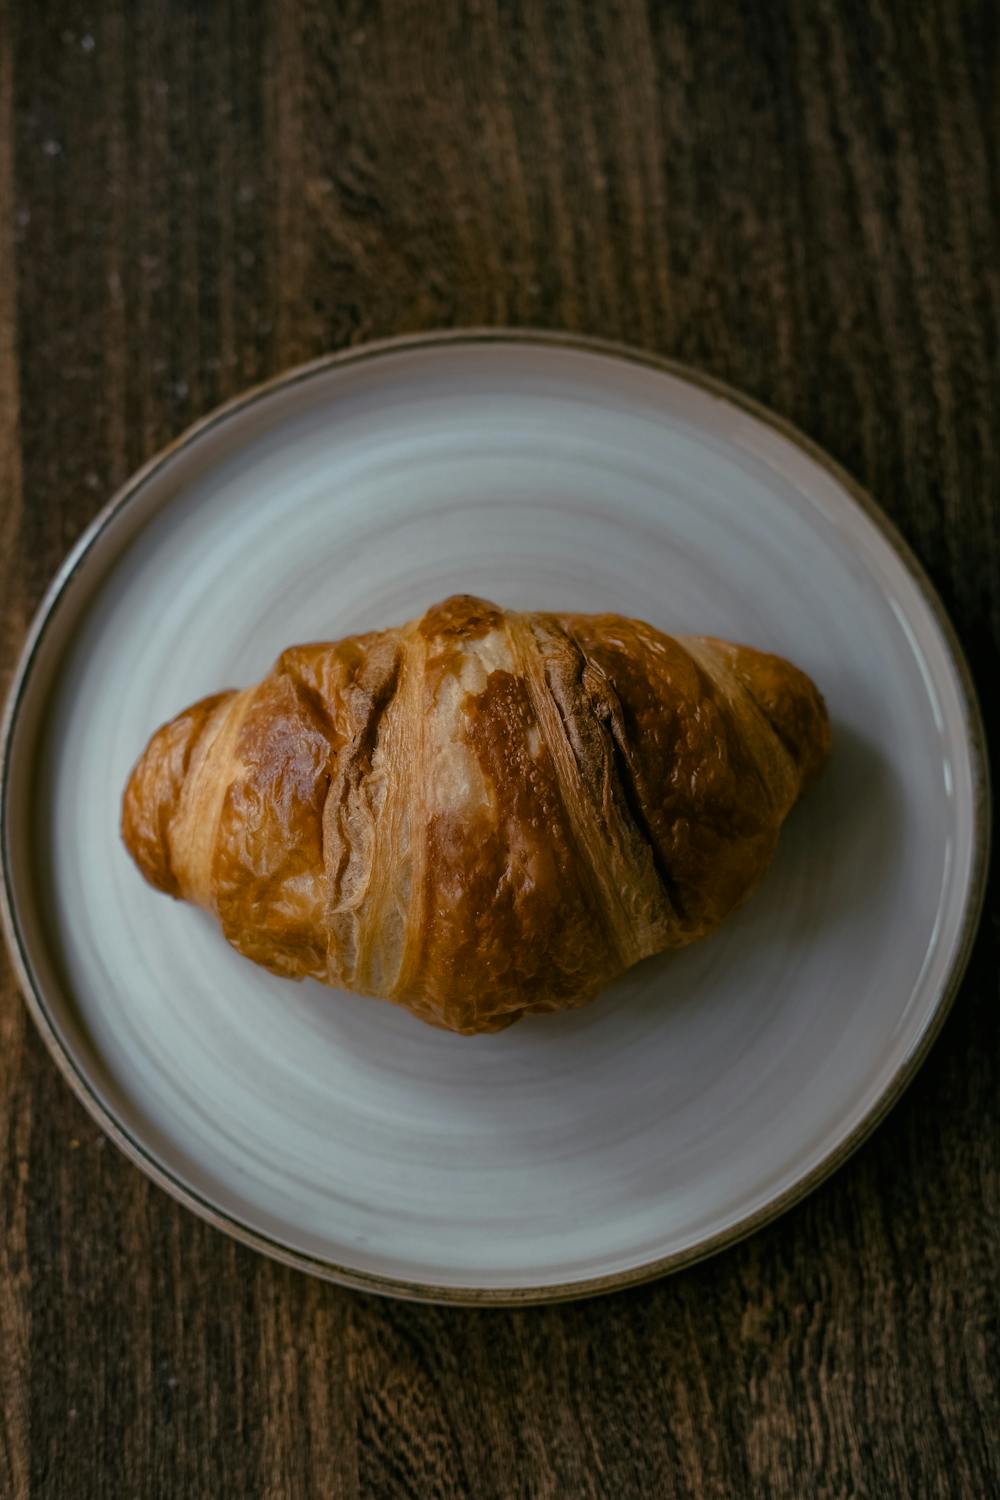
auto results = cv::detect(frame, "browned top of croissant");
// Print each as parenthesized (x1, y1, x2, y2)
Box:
(121, 595, 830, 1034)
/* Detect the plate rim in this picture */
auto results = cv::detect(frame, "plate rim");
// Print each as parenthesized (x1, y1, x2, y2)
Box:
(0, 327, 991, 1306)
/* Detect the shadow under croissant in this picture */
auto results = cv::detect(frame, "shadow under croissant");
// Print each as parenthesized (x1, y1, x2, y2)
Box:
(168, 721, 903, 1039)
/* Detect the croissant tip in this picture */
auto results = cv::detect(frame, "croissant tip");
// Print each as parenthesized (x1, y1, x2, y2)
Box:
(121, 762, 181, 897)
(747, 649, 832, 796)
(120, 690, 236, 899)
(695, 637, 831, 796)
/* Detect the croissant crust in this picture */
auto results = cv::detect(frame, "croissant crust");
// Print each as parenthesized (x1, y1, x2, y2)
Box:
(122, 595, 830, 1033)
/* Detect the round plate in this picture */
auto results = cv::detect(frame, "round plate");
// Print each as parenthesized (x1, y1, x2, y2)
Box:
(0, 332, 988, 1304)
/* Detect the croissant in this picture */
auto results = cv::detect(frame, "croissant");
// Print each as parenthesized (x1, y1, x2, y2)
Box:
(122, 595, 829, 1034)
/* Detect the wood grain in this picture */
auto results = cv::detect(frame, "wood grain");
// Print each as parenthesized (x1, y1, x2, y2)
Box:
(1, 0, 998, 1495)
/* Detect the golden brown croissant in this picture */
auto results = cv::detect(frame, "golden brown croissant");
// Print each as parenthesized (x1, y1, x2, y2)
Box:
(122, 595, 829, 1034)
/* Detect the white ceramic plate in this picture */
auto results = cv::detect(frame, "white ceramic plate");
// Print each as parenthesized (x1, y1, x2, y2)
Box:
(0, 332, 988, 1304)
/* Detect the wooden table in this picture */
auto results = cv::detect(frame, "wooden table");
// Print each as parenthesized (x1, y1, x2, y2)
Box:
(2, 3, 997, 1495)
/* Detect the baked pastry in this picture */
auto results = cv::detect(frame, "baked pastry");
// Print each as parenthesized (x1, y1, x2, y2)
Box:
(121, 595, 830, 1033)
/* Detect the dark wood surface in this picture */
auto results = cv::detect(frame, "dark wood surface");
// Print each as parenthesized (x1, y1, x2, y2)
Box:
(2, 2, 998, 1495)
